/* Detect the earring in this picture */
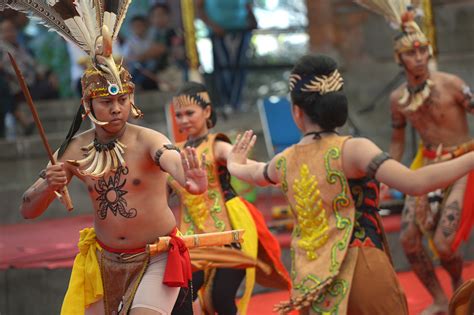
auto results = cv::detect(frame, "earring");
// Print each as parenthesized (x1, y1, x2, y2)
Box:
(206, 118, 212, 128)
(130, 102, 143, 119)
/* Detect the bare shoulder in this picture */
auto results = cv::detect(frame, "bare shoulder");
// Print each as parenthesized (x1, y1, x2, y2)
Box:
(344, 137, 377, 153)
(57, 129, 95, 162)
(390, 83, 405, 104)
(132, 124, 171, 153)
(433, 71, 464, 88)
(343, 137, 383, 178)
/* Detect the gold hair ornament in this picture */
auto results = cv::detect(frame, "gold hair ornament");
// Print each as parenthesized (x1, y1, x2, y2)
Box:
(289, 70, 344, 95)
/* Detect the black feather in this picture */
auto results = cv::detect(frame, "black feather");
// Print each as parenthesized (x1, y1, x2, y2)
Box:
(52, 0, 79, 20)
(58, 105, 85, 159)
(104, 0, 119, 14)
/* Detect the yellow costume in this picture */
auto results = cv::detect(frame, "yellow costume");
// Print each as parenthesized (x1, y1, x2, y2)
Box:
(61, 228, 103, 315)
(169, 133, 290, 314)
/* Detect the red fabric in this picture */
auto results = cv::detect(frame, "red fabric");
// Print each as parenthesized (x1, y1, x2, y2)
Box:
(422, 147, 448, 160)
(163, 227, 192, 288)
(240, 198, 292, 290)
(96, 238, 146, 254)
(452, 171, 474, 251)
(349, 237, 377, 248)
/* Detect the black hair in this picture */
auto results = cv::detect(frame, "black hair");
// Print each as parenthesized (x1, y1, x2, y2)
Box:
(176, 81, 217, 128)
(290, 54, 348, 131)
(130, 15, 148, 24)
(150, 3, 170, 15)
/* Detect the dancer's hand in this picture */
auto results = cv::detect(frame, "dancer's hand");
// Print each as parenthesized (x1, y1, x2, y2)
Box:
(43, 163, 68, 192)
(228, 130, 257, 166)
(181, 147, 208, 194)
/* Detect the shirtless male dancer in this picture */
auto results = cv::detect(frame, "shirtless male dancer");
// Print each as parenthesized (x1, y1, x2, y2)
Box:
(10, 1, 207, 314)
(387, 8, 474, 315)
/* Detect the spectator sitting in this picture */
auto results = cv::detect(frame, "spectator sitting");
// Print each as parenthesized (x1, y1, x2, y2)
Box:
(0, 18, 36, 136)
(122, 15, 162, 90)
(147, 3, 186, 91)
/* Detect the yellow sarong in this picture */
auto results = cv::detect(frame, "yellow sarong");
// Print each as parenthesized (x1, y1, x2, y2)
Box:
(225, 197, 258, 315)
(61, 227, 103, 315)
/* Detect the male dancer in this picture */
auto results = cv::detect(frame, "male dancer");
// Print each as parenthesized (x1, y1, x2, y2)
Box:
(354, 3, 474, 314)
(7, 1, 207, 314)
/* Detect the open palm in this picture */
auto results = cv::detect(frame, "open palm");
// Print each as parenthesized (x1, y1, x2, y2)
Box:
(181, 147, 208, 194)
(228, 130, 257, 166)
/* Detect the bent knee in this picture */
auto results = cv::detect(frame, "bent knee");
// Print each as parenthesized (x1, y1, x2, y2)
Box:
(399, 229, 421, 252)
(433, 237, 456, 259)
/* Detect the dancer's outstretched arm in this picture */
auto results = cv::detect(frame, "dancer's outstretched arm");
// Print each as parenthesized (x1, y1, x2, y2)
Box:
(343, 137, 474, 196)
(227, 130, 280, 187)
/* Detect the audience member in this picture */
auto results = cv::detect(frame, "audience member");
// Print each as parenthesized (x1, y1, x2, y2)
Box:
(196, 0, 257, 112)
(123, 15, 162, 90)
(0, 64, 14, 139)
(0, 18, 36, 136)
(148, 3, 186, 90)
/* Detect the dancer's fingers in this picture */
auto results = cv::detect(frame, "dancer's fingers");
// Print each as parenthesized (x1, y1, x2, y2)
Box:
(201, 153, 207, 170)
(181, 151, 190, 172)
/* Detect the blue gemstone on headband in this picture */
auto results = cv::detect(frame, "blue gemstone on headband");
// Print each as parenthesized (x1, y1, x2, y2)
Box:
(108, 83, 119, 95)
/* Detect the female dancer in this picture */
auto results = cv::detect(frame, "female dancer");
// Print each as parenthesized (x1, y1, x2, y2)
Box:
(168, 81, 291, 315)
(226, 54, 474, 314)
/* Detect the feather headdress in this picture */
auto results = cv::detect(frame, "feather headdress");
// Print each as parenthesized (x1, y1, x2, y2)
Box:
(2, 1, 144, 178)
(354, 0, 434, 112)
(1, 0, 142, 124)
(353, 0, 430, 55)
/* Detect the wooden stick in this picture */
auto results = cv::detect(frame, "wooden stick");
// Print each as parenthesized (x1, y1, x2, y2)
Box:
(147, 229, 245, 255)
(8, 53, 73, 211)
(440, 140, 474, 162)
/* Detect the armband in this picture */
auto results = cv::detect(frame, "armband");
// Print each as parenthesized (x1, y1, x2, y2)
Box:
(154, 144, 180, 169)
(366, 152, 391, 179)
(263, 163, 277, 185)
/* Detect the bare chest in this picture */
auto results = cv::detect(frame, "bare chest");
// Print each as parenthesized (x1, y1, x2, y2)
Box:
(83, 166, 145, 217)
(399, 88, 460, 128)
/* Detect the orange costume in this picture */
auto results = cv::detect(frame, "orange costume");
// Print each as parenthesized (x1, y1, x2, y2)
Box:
(169, 133, 291, 314)
(273, 135, 407, 314)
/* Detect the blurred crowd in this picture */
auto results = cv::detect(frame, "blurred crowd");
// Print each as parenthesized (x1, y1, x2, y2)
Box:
(0, 12, 59, 139)
(0, 1, 187, 140)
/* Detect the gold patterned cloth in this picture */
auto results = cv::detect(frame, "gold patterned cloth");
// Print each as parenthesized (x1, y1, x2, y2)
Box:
(274, 135, 356, 314)
(169, 133, 291, 314)
(170, 133, 234, 234)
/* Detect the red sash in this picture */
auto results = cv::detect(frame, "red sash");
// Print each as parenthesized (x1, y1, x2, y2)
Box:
(162, 227, 192, 288)
(97, 227, 192, 288)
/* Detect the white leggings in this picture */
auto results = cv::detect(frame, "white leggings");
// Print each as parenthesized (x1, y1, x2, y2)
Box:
(85, 252, 180, 315)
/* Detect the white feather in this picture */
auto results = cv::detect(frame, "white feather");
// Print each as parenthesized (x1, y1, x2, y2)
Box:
(74, 0, 99, 49)
(64, 16, 94, 52)
(353, 0, 417, 27)
(103, 11, 116, 36)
